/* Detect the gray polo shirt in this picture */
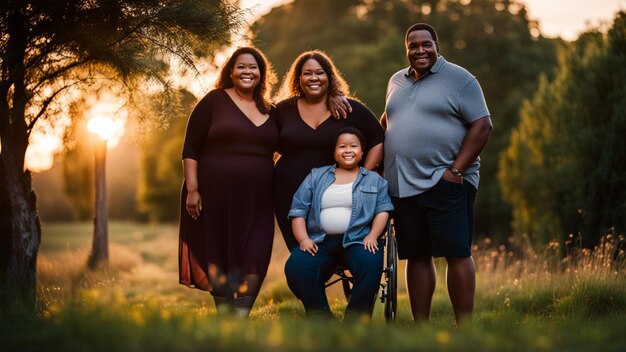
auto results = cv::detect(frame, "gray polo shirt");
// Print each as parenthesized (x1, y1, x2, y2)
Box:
(384, 55, 490, 198)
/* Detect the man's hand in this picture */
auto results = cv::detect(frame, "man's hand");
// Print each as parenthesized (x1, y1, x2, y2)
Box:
(441, 169, 463, 184)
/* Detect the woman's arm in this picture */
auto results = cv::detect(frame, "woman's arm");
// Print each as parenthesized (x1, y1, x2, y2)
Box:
(363, 143, 383, 170)
(348, 101, 384, 169)
(183, 158, 201, 219)
(181, 92, 215, 220)
(292, 217, 318, 256)
(328, 95, 352, 119)
(363, 211, 390, 253)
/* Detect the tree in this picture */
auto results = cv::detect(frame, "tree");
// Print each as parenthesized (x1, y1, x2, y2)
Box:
(499, 11, 626, 247)
(251, 0, 559, 240)
(0, 0, 243, 310)
(137, 89, 196, 222)
(62, 101, 95, 221)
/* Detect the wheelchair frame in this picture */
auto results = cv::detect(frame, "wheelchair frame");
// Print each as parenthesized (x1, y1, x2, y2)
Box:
(324, 220, 397, 321)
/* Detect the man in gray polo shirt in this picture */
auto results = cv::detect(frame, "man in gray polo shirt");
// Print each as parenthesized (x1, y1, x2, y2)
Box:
(382, 23, 493, 323)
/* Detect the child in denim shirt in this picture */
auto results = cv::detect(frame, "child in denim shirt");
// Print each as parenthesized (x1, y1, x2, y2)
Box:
(284, 127, 393, 318)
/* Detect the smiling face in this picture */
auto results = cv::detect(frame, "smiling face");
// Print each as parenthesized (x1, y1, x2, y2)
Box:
(406, 29, 438, 78)
(334, 133, 363, 171)
(230, 53, 260, 94)
(299, 58, 329, 100)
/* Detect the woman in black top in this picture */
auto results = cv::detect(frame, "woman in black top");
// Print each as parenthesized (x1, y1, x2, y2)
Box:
(274, 50, 384, 250)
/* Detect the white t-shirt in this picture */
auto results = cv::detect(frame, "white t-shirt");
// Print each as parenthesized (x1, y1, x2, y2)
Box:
(319, 182, 353, 235)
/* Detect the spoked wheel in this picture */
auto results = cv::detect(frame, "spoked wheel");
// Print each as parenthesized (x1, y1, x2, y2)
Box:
(383, 221, 397, 321)
(340, 269, 353, 301)
(325, 267, 353, 301)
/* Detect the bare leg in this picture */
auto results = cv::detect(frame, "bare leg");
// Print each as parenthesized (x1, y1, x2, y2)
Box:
(405, 256, 436, 322)
(445, 256, 475, 324)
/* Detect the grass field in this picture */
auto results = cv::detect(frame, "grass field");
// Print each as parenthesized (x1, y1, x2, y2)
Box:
(1, 222, 625, 351)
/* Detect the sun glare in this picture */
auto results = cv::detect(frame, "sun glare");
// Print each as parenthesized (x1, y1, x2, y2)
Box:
(25, 131, 63, 173)
(24, 90, 128, 173)
(87, 116, 125, 144)
(85, 92, 127, 149)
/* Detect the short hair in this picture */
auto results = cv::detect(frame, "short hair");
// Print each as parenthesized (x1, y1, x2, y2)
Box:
(215, 46, 276, 114)
(334, 127, 366, 149)
(276, 50, 350, 105)
(405, 23, 439, 51)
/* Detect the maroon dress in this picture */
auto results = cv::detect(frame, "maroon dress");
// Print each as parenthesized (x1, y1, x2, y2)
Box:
(179, 89, 279, 291)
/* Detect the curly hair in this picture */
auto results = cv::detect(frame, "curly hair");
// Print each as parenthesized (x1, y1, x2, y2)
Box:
(215, 46, 277, 114)
(275, 50, 350, 106)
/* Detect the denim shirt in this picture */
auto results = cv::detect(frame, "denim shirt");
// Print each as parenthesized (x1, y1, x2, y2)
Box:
(288, 165, 394, 247)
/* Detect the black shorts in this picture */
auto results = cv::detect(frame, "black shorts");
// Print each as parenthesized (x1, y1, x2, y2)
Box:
(391, 179, 477, 259)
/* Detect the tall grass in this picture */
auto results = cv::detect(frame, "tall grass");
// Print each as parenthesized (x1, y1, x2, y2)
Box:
(473, 233, 625, 319)
(1, 222, 624, 351)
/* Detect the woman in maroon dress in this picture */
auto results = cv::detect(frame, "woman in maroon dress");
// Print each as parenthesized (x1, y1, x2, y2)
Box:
(179, 47, 278, 317)
(274, 50, 385, 250)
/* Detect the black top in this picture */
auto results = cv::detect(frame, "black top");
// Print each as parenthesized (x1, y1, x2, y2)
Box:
(273, 98, 384, 249)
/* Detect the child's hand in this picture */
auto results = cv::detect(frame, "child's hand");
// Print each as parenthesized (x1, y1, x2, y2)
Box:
(363, 234, 379, 253)
(299, 238, 318, 256)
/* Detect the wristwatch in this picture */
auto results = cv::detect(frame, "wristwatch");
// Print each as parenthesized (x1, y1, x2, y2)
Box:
(449, 166, 463, 177)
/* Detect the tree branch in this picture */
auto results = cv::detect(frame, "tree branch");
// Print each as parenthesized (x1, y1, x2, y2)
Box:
(31, 57, 90, 92)
(27, 81, 81, 133)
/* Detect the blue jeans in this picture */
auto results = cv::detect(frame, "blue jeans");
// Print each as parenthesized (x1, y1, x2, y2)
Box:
(284, 235, 383, 317)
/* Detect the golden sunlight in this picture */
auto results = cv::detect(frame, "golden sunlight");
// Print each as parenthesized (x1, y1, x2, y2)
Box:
(87, 116, 125, 145)
(25, 118, 69, 173)
(24, 90, 127, 173)
(85, 92, 127, 149)
(25, 133, 63, 172)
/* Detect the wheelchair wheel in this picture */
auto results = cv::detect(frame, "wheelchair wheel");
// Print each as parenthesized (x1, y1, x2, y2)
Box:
(325, 267, 353, 301)
(341, 271, 353, 301)
(384, 222, 397, 321)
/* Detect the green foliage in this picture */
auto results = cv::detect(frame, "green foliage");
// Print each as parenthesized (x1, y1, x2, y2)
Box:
(252, 0, 560, 239)
(500, 12, 626, 246)
(62, 108, 95, 221)
(136, 90, 197, 222)
(556, 277, 626, 319)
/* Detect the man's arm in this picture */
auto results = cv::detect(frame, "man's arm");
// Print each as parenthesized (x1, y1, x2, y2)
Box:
(380, 112, 387, 131)
(443, 116, 493, 182)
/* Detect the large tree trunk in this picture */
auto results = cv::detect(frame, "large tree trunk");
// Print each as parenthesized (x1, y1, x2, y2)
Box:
(0, 7, 39, 310)
(0, 133, 41, 311)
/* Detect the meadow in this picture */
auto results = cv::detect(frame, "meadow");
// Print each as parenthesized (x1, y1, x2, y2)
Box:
(1, 222, 625, 351)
